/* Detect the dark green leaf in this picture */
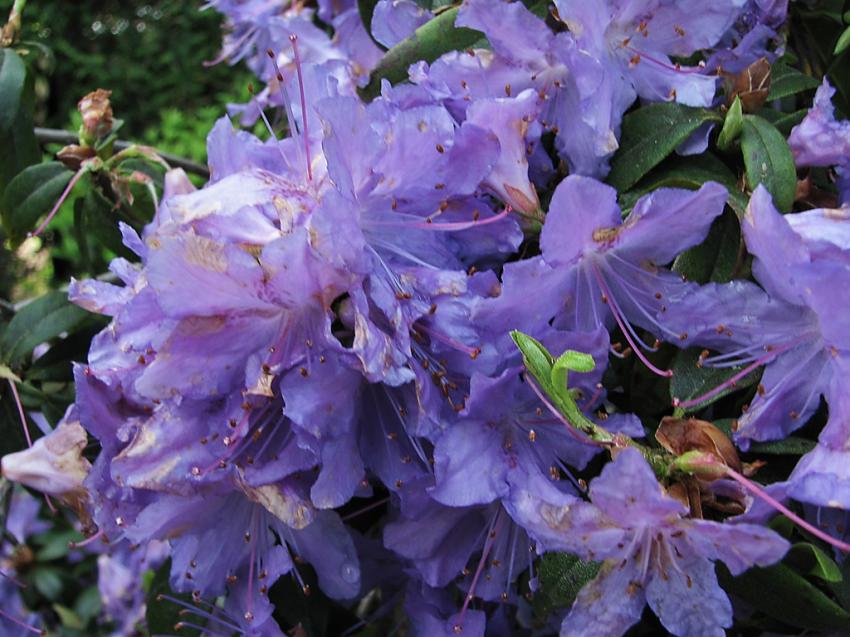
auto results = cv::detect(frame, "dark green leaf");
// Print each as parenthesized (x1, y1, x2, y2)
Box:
(771, 108, 808, 135)
(607, 103, 722, 191)
(834, 25, 850, 55)
(0, 382, 29, 456)
(717, 96, 744, 151)
(0, 49, 27, 132)
(670, 348, 761, 413)
(718, 562, 850, 631)
(0, 80, 39, 202)
(748, 436, 816, 455)
(35, 530, 80, 561)
(740, 115, 797, 212)
(1, 162, 74, 242)
(146, 559, 203, 636)
(535, 553, 601, 619)
(786, 543, 843, 582)
(0, 291, 91, 368)
(767, 62, 820, 100)
(32, 566, 64, 600)
(358, 8, 484, 100)
(621, 152, 747, 217)
(673, 208, 741, 284)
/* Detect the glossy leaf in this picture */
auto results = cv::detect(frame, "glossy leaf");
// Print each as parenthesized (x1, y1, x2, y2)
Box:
(673, 208, 742, 284)
(0, 49, 26, 132)
(621, 152, 747, 217)
(717, 96, 744, 151)
(358, 8, 483, 100)
(0, 78, 39, 202)
(768, 62, 820, 100)
(834, 25, 850, 55)
(718, 562, 850, 631)
(0, 291, 91, 368)
(741, 115, 797, 212)
(607, 102, 722, 191)
(786, 543, 843, 582)
(1, 161, 74, 242)
(670, 348, 761, 413)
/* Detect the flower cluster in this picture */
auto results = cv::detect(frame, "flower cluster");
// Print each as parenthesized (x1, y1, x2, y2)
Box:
(8, 1, 850, 636)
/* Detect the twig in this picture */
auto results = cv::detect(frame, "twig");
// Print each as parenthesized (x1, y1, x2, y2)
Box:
(34, 127, 210, 178)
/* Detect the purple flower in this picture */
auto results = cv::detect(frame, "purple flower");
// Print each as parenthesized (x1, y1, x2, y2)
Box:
(475, 176, 727, 375)
(0, 490, 48, 636)
(371, 0, 430, 49)
(444, 0, 743, 176)
(384, 479, 541, 633)
(666, 187, 850, 451)
(430, 329, 643, 510)
(789, 79, 850, 204)
(509, 448, 788, 637)
(706, 0, 789, 74)
(98, 539, 168, 637)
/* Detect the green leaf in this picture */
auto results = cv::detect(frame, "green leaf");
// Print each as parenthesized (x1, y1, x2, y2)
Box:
(534, 553, 601, 619)
(834, 25, 850, 55)
(717, 96, 744, 151)
(718, 562, 850, 631)
(787, 543, 843, 582)
(767, 62, 820, 100)
(35, 529, 80, 561)
(0, 49, 27, 133)
(747, 436, 816, 456)
(673, 208, 741, 284)
(53, 604, 84, 629)
(620, 152, 747, 217)
(607, 102, 722, 191)
(0, 79, 40, 203)
(0, 291, 91, 368)
(0, 363, 21, 383)
(1, 161, 74, 242)
(32, 566, 65, 600)
(669, 348, 761, 413)
(740, 115, 797, 212)
(0, 383, 29, 456)
(146, 560, 203, 636)
(358, 8, 484, 100)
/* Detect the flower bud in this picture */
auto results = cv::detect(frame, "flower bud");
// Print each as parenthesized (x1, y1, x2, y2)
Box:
(656, 416, 742, 473)
(78, 89, 114, 146)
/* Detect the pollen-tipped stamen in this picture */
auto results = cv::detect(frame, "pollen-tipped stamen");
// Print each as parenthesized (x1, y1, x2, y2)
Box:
(159, 594, 243, 634)
(455, 510, 506, 631)
(289, 34, 312, 183)
(265, 48, 305, 175)
(724, 466, 850, 553)
(672, 340, 800, 409)
(591, 266, 672, 378)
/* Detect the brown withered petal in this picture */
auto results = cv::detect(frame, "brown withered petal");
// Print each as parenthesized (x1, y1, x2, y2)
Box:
(666, 477, 704, 519)
(57, 144, 96, 170)
(656, 416, 742, 472)
(725, 57, 771, 112)
(78, 88, 114, 140)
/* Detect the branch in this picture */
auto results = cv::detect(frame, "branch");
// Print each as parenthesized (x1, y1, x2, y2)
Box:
(34, 127, 210, 178)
